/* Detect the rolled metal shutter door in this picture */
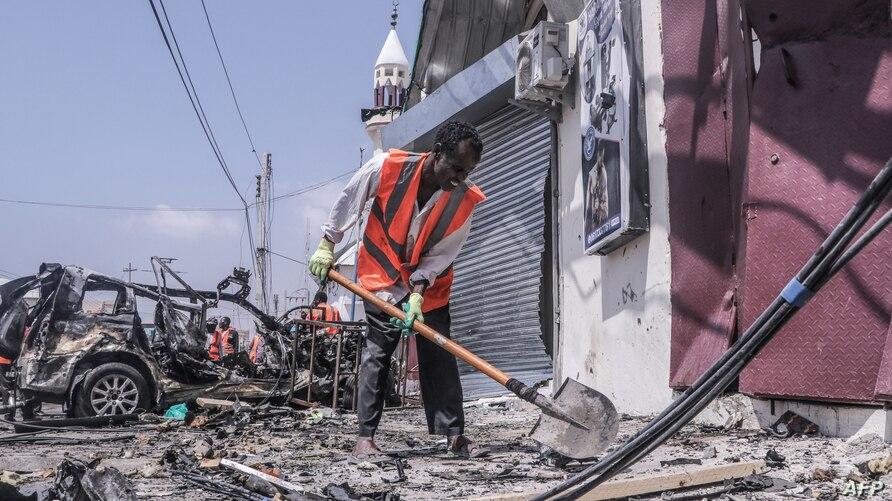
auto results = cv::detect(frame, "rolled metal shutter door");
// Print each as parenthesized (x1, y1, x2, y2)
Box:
(450, 106, 554, 399)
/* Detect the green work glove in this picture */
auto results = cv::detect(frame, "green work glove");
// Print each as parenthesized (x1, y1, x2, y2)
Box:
(390, 293, 424, 337)
(308, 238, 335, 281)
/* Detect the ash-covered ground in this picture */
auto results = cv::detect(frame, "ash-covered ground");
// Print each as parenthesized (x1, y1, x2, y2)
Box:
(1, 398, 890, 500)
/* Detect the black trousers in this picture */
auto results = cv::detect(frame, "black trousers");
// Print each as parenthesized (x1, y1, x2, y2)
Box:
(357, 300, 465, 438)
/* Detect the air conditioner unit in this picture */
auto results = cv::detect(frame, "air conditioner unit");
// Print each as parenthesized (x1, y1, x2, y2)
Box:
(515, 21, 570, 103)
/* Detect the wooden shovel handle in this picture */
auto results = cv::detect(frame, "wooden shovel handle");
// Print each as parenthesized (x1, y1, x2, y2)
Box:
(327, 270, 510, 386)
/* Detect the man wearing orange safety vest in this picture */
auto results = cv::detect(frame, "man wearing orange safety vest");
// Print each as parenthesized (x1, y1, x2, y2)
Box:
(208, 316, 239, 362)
(309, 122, 488, 458)
(248, 334, 264, 365)
(310, 291, 341, 335)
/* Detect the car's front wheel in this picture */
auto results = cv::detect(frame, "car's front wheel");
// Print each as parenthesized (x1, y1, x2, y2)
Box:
(74, 362, 150, 417)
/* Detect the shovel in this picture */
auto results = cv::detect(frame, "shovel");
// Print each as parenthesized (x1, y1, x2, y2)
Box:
(327, 269, 619, 459)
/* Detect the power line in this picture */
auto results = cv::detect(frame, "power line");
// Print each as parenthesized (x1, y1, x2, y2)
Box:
(1, 171, 353, 213)
(148, 0, 258, 275)
(0, 197, 242, 212)
(200, 0, 263, 168)
(0, 268, 24, 279)
(152, 0, 247, 207)
(264, 249, 307, 266)
(267, 169, 356, 203)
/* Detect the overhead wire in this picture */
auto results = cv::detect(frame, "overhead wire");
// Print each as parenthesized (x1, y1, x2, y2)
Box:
(0, 268, 24, 279)
(147, 0, 258, 275)
(0, 170, 352, 213)
(200, 0, 263, 168)
(265, 249, 308, 266)
(0, 197, 241, 212)
(267, 169, 356, 203)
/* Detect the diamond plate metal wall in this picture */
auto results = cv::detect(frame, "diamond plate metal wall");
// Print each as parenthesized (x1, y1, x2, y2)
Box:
(738, 38, 892, 403)
(660, 0, 751, 387)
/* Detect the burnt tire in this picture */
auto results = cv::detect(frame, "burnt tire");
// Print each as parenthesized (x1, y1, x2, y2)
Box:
(73, 363, 151, 417)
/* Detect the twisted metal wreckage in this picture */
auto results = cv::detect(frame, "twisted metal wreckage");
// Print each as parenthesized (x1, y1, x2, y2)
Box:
(0, 257, 392, 419)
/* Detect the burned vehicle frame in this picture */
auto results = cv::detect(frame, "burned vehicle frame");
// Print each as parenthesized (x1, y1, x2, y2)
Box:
(0, 259, 301, 418)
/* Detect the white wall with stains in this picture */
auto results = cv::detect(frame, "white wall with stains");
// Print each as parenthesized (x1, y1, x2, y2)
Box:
(552, 2, 674, 415)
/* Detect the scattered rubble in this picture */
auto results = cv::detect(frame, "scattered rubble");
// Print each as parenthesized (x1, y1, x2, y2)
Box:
(769, 410, 820, 438)
(0, 397, 889, 499)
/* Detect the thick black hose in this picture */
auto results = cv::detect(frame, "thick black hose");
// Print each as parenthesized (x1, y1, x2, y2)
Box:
(538, 159, 891, 500)
(826, 208, 891, 279)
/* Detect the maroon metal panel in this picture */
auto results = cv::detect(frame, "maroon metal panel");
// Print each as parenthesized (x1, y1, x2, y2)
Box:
(661, 0, 750, 387)
(874, 323, 892, 400)
(746, 0, 890, 49)
(738, 39, 892, 403)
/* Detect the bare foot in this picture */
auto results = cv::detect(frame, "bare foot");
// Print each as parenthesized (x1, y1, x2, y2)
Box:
(352, 437, 385, 458)
(448, 435, 490, 458)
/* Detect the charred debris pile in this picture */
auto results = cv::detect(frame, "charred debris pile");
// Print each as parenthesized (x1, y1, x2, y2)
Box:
(0, 259, 396, 420)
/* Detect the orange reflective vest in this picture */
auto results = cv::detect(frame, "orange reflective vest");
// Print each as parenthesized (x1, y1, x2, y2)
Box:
(249, 335, 263, 364)
(208, 328, 236, 361)
(311, 303, 342, 335)
(357, 149, 486, 312)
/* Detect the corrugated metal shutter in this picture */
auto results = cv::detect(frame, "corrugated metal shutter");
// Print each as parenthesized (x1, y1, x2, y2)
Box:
(450, 106, 554, 399)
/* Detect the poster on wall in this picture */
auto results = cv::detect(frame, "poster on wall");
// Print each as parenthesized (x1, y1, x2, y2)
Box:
(578, 0, 649, 255)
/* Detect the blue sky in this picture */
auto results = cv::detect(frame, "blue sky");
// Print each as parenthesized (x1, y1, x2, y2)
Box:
(0, 1, 420, 313)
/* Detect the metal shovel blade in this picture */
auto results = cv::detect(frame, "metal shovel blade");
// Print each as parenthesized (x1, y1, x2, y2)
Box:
(529, 378, 619, 460)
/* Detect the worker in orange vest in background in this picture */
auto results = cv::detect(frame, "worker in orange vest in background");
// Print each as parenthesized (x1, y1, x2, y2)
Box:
(310, 291, 342, 335)
(0, 353, 13, 420)
(248, 334, 264, 364)
(308, 122, 488, 458)
(208, 316, 239, 362)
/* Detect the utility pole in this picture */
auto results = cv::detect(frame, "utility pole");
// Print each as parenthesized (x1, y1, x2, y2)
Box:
(254, 153, 272, 313)
(123, 262, 137, 282)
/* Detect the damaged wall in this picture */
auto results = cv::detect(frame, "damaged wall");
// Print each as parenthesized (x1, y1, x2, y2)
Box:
(553, 0, 674, 415)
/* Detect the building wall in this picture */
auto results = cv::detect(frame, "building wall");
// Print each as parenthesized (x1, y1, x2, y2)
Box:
(553, 1, 674, 415)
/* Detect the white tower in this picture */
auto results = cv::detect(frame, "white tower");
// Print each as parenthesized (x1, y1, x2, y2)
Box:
(363, 2, 409, 154)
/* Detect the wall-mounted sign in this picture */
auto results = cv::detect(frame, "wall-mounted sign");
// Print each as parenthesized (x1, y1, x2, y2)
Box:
(578, 0, 649, 255)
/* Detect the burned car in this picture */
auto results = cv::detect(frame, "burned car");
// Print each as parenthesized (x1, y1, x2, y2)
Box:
(0, 260, 297, 418)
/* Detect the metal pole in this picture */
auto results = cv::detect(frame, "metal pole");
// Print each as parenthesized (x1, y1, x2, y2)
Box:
(401, 337, 409, 405)
(332, 330, 344, 411)
(287, 325, 299, 401)
(254, 153, 273, 314)
(306, 322, 317, 402)
(353, 333, 362, 411)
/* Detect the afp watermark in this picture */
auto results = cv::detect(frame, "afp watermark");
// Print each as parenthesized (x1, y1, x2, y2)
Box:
(840, 479, 885, 498)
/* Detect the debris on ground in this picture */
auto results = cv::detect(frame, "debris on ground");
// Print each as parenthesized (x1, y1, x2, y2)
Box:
(164, 404, 189, 421)
(768, 410, 820, 438)
(765, 448, 786, 467)
(1, 397, 890, 499)
(52, 458, 137, 501)
(0, 481, 37, 501)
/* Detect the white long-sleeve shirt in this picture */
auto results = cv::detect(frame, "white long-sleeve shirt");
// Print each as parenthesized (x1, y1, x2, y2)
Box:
(321, 152, 474, 305)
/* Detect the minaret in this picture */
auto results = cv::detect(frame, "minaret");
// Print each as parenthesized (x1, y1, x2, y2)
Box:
(362, 1, 409, 154)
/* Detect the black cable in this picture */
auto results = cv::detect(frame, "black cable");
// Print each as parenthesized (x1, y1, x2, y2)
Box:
(266, 249, 308, 266)
(156, 0, 246, 207)
(0, 416, 154, 434)
(266, 169, 356, 203)
(0, 197, 242, 212)
(148, 0, 259, 277)
(553, 173, 891, 499)
(540, 159, 892, 500)
(826, 207, 890, 278)
(200, 0, 263, 168)
(147, 0, 242, 206)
